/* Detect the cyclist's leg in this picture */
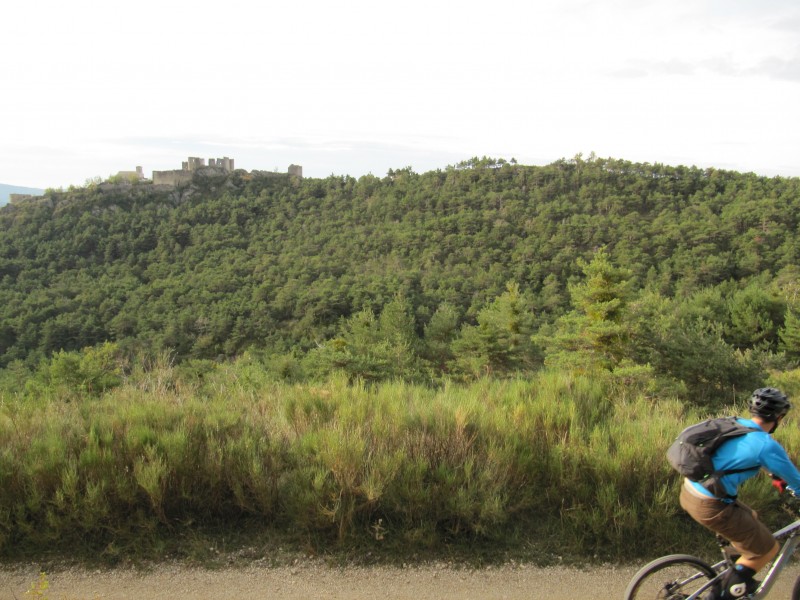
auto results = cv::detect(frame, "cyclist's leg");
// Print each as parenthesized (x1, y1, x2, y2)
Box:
(680, 484, 777, 596)
(737, 540, 779, 571)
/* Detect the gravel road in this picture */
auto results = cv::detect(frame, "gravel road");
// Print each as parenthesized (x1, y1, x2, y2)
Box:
(2, 561, 638, 600)
(3, 560, 800, 599)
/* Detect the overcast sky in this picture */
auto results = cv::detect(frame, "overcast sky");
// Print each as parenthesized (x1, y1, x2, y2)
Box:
(2, 0, 799, 189)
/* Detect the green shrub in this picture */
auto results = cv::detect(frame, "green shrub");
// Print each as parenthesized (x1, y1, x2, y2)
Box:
(0, 357, 794, 562)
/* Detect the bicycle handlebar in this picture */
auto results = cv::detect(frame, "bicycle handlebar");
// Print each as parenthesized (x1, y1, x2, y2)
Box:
(771, 473, 788, 494)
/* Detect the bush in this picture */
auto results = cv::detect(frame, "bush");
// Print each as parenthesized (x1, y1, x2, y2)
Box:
(0, 358, 795, 563)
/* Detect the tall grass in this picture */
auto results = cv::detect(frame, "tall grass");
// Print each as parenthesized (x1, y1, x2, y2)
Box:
(1, 359, 796, 563)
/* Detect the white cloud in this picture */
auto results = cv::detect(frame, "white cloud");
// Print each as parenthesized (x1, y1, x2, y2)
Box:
(1, 0, 799, 188)
(755, 52, 800, 82)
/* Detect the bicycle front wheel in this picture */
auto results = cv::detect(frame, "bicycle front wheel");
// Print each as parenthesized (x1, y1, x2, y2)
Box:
(624, 554, 720, 600)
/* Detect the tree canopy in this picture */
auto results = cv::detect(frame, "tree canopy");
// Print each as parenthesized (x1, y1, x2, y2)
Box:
(1, 156, 799, 401)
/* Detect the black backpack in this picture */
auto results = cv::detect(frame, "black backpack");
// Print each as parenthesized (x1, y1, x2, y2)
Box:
(666, 417, 759, 498)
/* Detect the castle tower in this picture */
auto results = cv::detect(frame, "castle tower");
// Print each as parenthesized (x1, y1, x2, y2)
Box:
(187, 157, 205, 171)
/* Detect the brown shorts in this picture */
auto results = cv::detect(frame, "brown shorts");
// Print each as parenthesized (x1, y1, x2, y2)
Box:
(680, 481, 776, 560)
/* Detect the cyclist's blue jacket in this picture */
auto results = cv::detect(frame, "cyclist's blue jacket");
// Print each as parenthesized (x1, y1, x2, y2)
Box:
(688, 417, 800, 500)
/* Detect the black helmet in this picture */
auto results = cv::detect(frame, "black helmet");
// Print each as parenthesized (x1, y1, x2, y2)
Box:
(749, 387, 791, 420)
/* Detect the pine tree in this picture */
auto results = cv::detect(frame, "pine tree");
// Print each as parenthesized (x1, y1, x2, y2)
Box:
(451, 282, 536, 378)
(779, 309, 800, 362)
(542, 248, 632, 371)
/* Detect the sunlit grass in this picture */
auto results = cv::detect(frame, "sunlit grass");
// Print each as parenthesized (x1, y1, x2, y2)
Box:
(1, 358, 794, 563)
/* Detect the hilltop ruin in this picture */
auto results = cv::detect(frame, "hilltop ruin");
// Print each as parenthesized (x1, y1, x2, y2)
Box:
(115, 157, 304, 186)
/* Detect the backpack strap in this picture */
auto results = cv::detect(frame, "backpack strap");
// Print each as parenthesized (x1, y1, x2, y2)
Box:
(700, 466, 760, 499)
(698, 420, 762, 499)
(701, 435, 761, 499)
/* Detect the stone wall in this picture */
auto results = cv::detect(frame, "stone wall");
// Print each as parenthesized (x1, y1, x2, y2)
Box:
(115, 166, 145, 181)
(152, 158, 301, 186)
(152, 170, 193, 186)
(208, 157, 234, 171)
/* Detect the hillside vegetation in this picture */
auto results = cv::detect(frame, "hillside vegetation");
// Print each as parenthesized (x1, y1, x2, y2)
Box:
(1, 155, 799, 398)
(2, 155, 800, 562)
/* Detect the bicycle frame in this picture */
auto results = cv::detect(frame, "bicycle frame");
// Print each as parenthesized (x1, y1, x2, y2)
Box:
(743, 518, 800, 598)
(683, 517, 800, 600)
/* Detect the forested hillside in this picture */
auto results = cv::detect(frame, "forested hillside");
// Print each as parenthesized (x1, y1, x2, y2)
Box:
(1, 155, 799, 402)
(3, 155, 800, 561)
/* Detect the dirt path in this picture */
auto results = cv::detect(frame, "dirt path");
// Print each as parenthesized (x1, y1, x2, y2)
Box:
(3, 562, 634, 600)
(3, 561, 800, 599)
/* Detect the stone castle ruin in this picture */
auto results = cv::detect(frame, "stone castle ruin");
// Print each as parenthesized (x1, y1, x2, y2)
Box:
(153, 156, 236, 186)
(114, 166, 145, 181)
(4, 157, 303, 207)
(9, 194, 35, 204)
(149, 157, 302, 186)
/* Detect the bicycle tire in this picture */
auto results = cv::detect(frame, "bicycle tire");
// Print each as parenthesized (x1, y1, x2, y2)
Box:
(624, 554, 720, 600)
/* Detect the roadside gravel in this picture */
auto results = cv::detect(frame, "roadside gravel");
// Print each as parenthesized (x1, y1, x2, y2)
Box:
(4, 560, 800, 599)
(3, 561, 639, 600)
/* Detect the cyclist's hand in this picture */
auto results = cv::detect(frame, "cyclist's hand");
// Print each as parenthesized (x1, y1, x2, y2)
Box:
(771, 474, 788, 494)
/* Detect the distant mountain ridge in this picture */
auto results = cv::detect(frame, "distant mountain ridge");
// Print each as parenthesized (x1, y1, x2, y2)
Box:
(0, 183, 45, 205)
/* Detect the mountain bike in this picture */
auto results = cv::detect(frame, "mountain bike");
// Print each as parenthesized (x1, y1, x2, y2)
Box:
(624, 496, 800, 599)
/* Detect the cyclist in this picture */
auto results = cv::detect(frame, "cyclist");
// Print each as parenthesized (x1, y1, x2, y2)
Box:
(680, 387, 800, 599)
